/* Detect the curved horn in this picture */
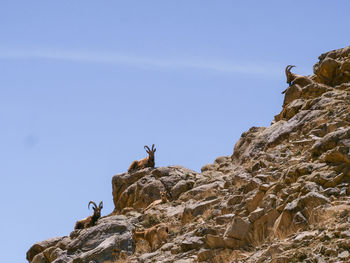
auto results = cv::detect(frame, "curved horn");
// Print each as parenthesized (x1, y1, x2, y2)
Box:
(88, 201, 97, 209)
(285, 65, 290, 75)
(285, 65, 293, 75)
(285, 65, 296, 84)
(144, 145, 151, 152)
(286, 65, 295, 74)
(99, 201, 103, 209)
(151, 144, 155, 151)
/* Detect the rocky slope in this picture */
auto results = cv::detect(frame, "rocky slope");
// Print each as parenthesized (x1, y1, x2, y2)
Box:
(27, 46, 350, 263)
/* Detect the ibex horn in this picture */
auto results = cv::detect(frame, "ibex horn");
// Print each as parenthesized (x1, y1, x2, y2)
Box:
(144, 145, 151, 152)
(285, 65, 295, 75)
(88, 201, 97, 209)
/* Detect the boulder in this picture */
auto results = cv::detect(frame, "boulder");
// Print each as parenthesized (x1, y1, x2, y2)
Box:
(171, 180, 195, 199)
(251, 209, 279, 244)
(227, 195, 243, 206)
(273, 210, 292, 237)
(27, 215, 135, 263)
(314, 57, 339, 85)
(323, 146, 350, 164)
(197, 249, 215, 262)
(180, 181, 222, 201)
(283, 84, 302, 107)
(232, 127, 267, 164)
(181, 198, 220, 223)
(284, 192, 329, 214)
(311, 127, 350, 158)
(112, 166, 197, 212)
(224, 217, 252, 241)
(205, 235, 226, 249)
(27, 237, 64, 262)
(180, 236, 204, 252)
(32, 253, 49, 263)
(216, 213, 235, 225)
(246, 190, 265, 213)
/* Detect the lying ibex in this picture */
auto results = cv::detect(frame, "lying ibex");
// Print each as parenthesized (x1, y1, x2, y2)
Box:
(145, 191, 168, 211)
(283, 65, 313, 93)
(133, 223, 168, 251)
(128, 144, 156, 172)
(74, 201, 103, 230)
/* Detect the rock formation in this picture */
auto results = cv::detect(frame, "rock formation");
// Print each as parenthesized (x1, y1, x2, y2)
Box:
(27, 46, 350, 262)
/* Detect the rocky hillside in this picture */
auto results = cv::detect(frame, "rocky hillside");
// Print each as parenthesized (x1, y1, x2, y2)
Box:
(27, 46, 350, 263)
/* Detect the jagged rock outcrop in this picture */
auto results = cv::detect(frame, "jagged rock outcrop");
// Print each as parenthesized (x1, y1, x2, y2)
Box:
(28, 46, 350, 263)
(112, 166, 198, 213)
(27, 216, 135, 263)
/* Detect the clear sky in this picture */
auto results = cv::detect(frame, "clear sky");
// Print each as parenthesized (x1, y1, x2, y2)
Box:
(1, 1, 349, 262)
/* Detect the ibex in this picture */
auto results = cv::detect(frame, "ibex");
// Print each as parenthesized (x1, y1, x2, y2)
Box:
(145, 191, 168, 211)
(133, 223, 168, 251)
(283, 65, 313, 93)
(74, 201, 103, 230)
(128, 144, 156, 172)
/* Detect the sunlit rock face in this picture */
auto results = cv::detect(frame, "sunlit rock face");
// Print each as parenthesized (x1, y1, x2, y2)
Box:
(27, 46, 350, 263)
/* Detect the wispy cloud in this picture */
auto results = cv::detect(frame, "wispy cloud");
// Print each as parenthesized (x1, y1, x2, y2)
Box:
(0, 48, 280, 76)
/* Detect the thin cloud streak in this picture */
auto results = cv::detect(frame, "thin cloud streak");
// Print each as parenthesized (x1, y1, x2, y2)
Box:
(0, 48, 280, 76)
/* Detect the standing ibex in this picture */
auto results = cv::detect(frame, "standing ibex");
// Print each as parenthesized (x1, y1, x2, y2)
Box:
(283, 65, 313, 93)
(133, 223, 168, 251)
(74, 201, 103, 230)
(128, 144, 156, 172)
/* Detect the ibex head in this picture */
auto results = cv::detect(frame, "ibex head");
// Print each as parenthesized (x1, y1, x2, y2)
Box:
(160, 191, 168, 202)
(285, 65, 296, 85)
(88, 201, 103, 218)
(144, 144, 156, 160)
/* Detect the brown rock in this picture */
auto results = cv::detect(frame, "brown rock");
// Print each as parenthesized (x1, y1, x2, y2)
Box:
(224, 217, 252, 242)
(205, 234, 246, 249)
(232, 126, 267, 164)
(284, 191, 329, 214)
(227, 195, 243, 206)
(197, 249, 215, 262)
(273, 210, 292, 237)
(180, 236, 204, 252)
(112, 166, 197, 212)
(314, 57, 340, 85)
(248, 207, 265, 223)
(46, 247, 64, 262)
(200, 163, 215, 172)
(205, 234, 226, 249)
(31, 253, 49, 263)
(26, 237, 64, 262)
(252, 209, 279, 243)
(181, 181, 222, 201)
(283, 84, 302, 107)
(246, 190, 265, 213)
(338, 250, 350, 260)
(171, 179, 195, 199)
(214, 156, 230, 165)
(323, 146, 350, 164)
(311, 127, 350, 158)
(241, 178, 262, 194)
(181, 198, 220, 223)
(216, 213, 235, 225)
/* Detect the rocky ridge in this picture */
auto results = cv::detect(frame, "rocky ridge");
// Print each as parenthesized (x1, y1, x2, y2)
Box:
(27, 46, 350, 263)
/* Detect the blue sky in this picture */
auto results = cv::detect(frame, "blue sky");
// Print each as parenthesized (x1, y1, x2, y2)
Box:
(1, 1, 349, 262)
